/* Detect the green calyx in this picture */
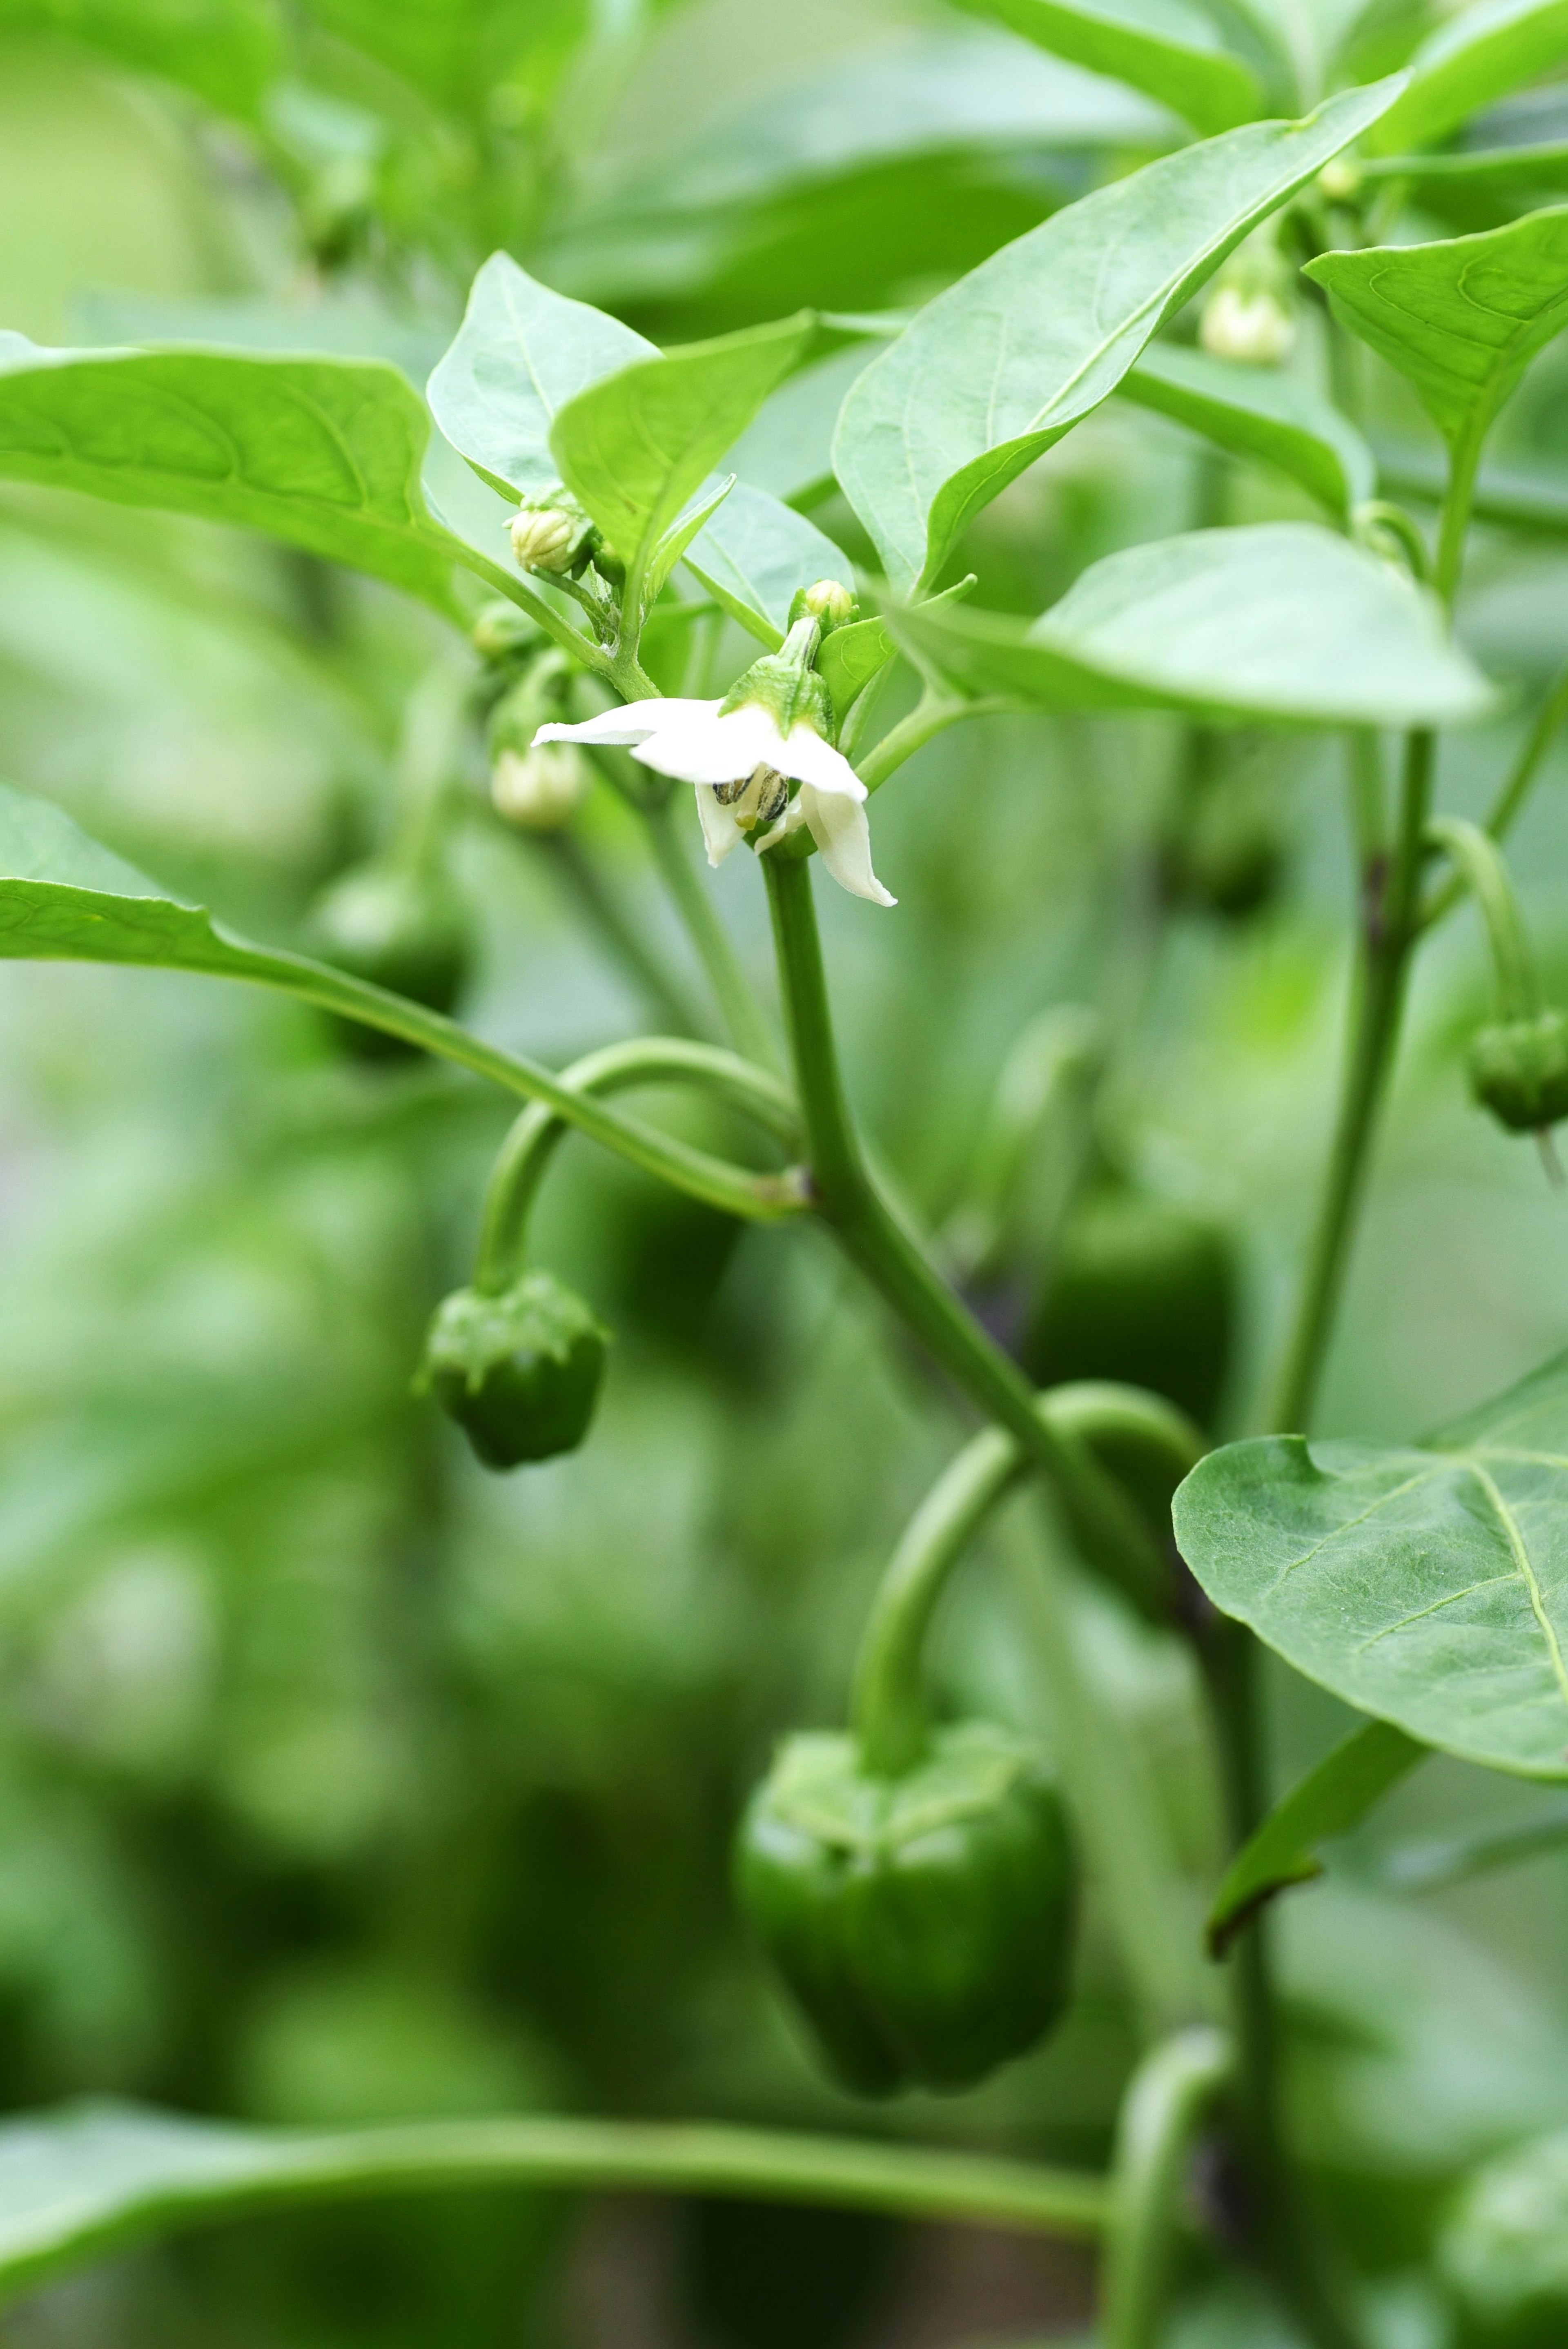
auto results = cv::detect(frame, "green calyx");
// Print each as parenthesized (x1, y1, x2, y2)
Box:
(418, 1272, 609, 1470)
(719, 615, 833, 744)
(1469, 1011, 1568, 1134)
(735, 1722, 1076, 2099)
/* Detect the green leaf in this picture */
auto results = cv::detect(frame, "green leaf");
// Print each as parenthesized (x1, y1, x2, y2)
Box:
(832, 79, 1405, 595)
(0, 0, 284, 123)
(1172, 1347, 1568, 1779)
(943, 0, 1264, 136)
(0, 2101, 1109, 2307)
(1366, 0, 1568, 156)
(820, 617, 898, 723)
(0, 339, 476, 619)
(1206, 1720, 1426, 1955)
(550, 316, 815, 613)
(1361, 142, 1568, 235)
(880, 523, 1494, 727)
(1376, 1794, 1568, 1892)
(1305, 210, 1568, 502)
(682, 480, 854, 648)
(427, 254, 655, 501)
(1121, 342, 1376, 517)
(723, 343, 880, 507)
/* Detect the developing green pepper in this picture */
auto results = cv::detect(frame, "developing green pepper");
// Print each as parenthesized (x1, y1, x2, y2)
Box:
(1469, 1011, 1568, 1134)
(736, 1722, 1076, 2098)
(418, 1272, 608, 1469)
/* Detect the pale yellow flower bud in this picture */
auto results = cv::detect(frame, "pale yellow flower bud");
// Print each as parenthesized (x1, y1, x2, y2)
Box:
(491, 742, 591, 830)
(1199, 285, 1296, 366)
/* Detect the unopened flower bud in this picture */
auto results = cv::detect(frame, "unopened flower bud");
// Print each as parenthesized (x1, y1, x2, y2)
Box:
(1317, 158, 1362, 205)
(472, 601, 543, 663)
(788, 579, 858, 639)
(492, 741, 591, 831)
(510, 490, 596, 576)
(1200, 285, 1296, 365)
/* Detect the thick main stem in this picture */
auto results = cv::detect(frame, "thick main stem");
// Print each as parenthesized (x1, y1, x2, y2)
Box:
(763, 857, 1169, 1616)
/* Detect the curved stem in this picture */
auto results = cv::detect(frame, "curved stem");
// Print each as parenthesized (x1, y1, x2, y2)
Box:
(1425, 817, 1540, 1020)
(1268, 728, 1434, 1435)
(1422, 659, 1568, 929)
(852, 1388, 1205, 1779)
(642, 794, 779, 1066)
(1102, 2027, 1234, 2349)
(0, 2111, 1111, 2312)
(763, 854, 1172, 1618)
(858, 692, 1018, 797)
(473, 1038, 799, 1294)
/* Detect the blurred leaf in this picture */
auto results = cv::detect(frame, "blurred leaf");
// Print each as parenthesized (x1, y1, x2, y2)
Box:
(944, 0, 1264, 136)
(427, 254, 654, 501)
(1173, 1347, 1568, 1779)
(1376, 1792, 1568, 1890)
(1361, 140, 1568, 232)
(0, 340, 476, 617)
(550, 315, 814, 610)
(1206, 1719, 1425, 1955)
(833, 80, 1404, 595)
(1306, 210, 1568, 492)
(0, 0, 285, 123)
(1121, 342, 1376, 517)
(723, 343, 877, 506)
(304, 0, 586, 124)
(881, 523, 1494, 726)
(683, 480, 853, 647)
(1366, 0, 1568, 155)
(1439, 2126, 1568, 2329)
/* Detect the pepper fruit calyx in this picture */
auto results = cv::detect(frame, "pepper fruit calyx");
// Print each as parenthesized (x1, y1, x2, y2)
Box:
(1469, 1010, 1568, 1134)
(417, 1271, 610, 1469)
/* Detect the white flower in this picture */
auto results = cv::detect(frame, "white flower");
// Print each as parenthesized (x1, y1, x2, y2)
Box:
(533, 695, 895, 907)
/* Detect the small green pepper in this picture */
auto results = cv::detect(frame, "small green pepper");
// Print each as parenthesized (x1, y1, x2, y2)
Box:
(1468, 1011, 1568, 1134)
(418, 1272, 608, 1469)
(735, 1722, 1076, 2098)
(1022, 1178, 1236, 1429)
(304, 862, 471, 1060)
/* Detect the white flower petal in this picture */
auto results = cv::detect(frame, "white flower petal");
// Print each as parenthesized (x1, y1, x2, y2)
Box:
(633, 704, 782, 785)
(532, 697, 718, 750)
(695, 786, 747, 868)
(773, 723, 865, 800)
(802, 784, 895, 906)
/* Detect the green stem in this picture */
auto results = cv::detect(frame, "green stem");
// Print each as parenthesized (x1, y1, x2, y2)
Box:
(856, 692, 1018, 797)
(1102, 2027, 1234, 2349)
(0, 2113, 1111, 2312)
(851, 1385, 1203, 1779)
(473, 1038, 799, 1294)
(763, 854, 1171, 1619)
(535, 828, 709, 1038)
(1435, 435, 1482, 612)
(1268, 729, 1434, 1435)
(1422, 659, 1568, 928)
(642, 794, 779, 1066)
(1425, 817, 1540, 1020)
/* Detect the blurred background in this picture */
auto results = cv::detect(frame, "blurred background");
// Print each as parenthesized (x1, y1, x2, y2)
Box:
(2, 1, 1568, 2344)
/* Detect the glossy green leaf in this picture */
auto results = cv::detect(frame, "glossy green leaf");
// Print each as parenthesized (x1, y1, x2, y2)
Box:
(881, 523, 1494, 727)
(0, 0, 284, 122)
(1366, 0, 1568, 156)
(833, 79, 1404, 595)
(1206, 1720, 1426, 1955)
(550, 316, 814, 611)
(0, 339, 477, 618)
(1121, 343, 1376, 517)
(426, 254, 654, 502)
(944, 0, 1264, 136)
(683, 481, 853, 647)
(1306, 209, 1568, 501)
(0, 2101, 1108, 2307)
(1173, 1348, 1568, 1779)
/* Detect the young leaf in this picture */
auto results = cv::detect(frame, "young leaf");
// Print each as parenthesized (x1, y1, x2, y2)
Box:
(550, 315, 815, 612)
(0, 340, 474, 618)
(644, 475, 735, 609)
(1366, 0, 1568, 156)
(880, 523, 1494, 728)
(0, 2101, 1108, 2310)
(1121, 343, 1376, 518)
(832, 78, 1405, 595)
(426, 253, 654, 500)
(944, 0, 1265, 137)
(1172, 1348, 1568, 1779)
(1305, 211, 1568, 502)
(682, 480, 855, 648)
(1207, 1719, 1426, 1955)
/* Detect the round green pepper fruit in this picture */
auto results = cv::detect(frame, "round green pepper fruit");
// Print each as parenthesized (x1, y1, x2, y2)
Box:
(735, 1723, 1076, 2098)
(1468, 1011, 1568, 1134)
(1022, 1179, 1236, 1430)
(418, 1272, 609, 1469)
(305, 862, 471, 1060)
(1438, 2126, 1568, 2347)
